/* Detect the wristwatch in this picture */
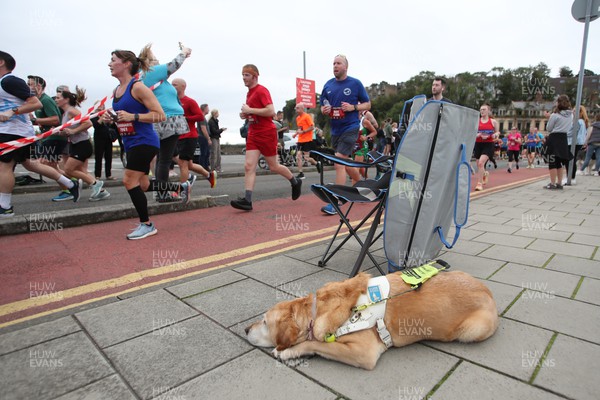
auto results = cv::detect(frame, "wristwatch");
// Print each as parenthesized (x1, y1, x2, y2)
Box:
(12, 107, 19, 115)
(354, 104, 358, 111)
(134, 113, 139, 122)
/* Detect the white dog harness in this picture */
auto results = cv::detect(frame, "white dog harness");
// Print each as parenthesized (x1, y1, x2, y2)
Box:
(322, 261, 449, 348)
(326, 276, 394, 348)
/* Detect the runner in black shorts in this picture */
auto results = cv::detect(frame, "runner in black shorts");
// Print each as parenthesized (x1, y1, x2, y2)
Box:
(171, 78, 217, 192)
(474, 104, 499, 191)
(126, 145, 158, 174)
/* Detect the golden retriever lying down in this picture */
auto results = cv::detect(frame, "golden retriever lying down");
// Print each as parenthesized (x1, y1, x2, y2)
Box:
(245, 271, 498, 370)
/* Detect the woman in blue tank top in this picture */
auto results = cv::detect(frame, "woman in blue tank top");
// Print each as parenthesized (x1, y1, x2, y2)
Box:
(102, 49, 192, 240)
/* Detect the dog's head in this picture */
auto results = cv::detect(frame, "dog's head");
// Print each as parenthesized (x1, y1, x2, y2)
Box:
(245, 296, 311, 350)
(245, 273, 371, 350)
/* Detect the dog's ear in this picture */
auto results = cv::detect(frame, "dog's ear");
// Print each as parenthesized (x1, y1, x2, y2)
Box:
(275, 315, 299, 351)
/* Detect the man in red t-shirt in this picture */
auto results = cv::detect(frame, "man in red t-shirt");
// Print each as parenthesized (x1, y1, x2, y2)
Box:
(231, 64, 302, 211)
(292, 102, 317, 179)
(172, 79, 217, 194)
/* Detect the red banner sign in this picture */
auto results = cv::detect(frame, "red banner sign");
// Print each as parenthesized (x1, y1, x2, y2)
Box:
(296, 78, 316, 109)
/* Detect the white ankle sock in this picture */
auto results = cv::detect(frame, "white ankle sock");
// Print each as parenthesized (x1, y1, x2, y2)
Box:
(57, 175, 74, 188)
(0, 193, 12, 209)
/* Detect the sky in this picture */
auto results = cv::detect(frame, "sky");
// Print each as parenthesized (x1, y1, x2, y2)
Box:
(3, 0, 599, 144)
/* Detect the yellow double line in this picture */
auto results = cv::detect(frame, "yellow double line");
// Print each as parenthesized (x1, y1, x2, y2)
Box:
(0, 224, 346, 329)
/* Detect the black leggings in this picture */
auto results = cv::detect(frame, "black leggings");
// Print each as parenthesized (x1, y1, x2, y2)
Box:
(155, 135, 179, 182)
(94, 131, 113, 178)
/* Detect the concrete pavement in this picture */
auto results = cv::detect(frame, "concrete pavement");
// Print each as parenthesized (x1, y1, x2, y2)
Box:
(0, 173, 598, 399)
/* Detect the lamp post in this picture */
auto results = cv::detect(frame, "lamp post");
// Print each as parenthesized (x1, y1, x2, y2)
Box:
(567, 0, 599, 184)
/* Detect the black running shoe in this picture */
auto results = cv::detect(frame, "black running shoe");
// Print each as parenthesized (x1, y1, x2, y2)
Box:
(291, 178, 302, 200)
(69, 179, 82, 202)
(231, 197, 253, 211)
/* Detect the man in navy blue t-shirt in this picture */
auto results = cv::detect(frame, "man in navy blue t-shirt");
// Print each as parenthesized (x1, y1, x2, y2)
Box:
(319, 55, 370, 215)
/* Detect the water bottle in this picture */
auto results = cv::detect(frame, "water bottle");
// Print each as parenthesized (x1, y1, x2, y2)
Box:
(323, 99, 330, 107)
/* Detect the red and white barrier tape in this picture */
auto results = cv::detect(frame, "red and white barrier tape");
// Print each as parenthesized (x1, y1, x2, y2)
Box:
(0, 77, 163, 156)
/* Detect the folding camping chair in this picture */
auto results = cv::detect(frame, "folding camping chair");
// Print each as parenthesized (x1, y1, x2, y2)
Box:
(310, 151, 393, 277)
(311, 96, 480, 277)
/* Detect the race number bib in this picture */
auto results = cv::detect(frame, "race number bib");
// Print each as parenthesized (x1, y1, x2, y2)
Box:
(330, 107, 345, 120)
(117, 122, 135, 136)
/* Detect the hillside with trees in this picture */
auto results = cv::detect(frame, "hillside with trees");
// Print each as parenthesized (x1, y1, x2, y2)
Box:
(282, 63, 598, 132)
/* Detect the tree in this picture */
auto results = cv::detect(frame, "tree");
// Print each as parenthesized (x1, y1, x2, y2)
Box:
(559, 66, 574, 77)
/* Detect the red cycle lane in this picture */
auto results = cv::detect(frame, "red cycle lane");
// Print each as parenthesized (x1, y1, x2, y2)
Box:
(0, 165, 548, 327)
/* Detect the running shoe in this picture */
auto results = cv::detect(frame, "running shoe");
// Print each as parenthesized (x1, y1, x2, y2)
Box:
(188, 174, 197, 186)
(291, 178, 302, 200)
(475, 183, 483, 191)
(126, 223, 158, 240)
(180, 182, 191, 204)
(52, 191, 74, 202)
(0, 206, 14, 218)
(321, 204, 337, 215)
(89, 190, 111, 201)
(156, 192, 181, 203)
(68, 179, 82, 202)
(482, 171, 489, 185)
(507, 168, 512, 173)
(90, 180, 104, 198)
(231, 197, 252, 211)
(297, 172, 305, 180)
(208, 171, 217, 188)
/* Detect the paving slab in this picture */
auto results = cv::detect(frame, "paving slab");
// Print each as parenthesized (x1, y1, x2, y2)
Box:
(104, 315, 252, 400)
(76, 289, 198, 348)
(306, 247, 386, 276)
(234, 255, 323, 287)
(567, 233, 600, 246)
(551, 223, 600, 236)
(472, 232, 534, 248)
(574, 277, 600, 306)
(0, 331, 114, 400)
(523, 209, 568, 218)
(184, 278, 281, 327)
(430, 361, 564, 400)
(479, 279, 523, 314)
(0, 316, 80, 356)
(427, 318, 553, 381)
(54, 374, 136, 400)
(299, 343, 458, 400)
(545, 254, 600, 280)
(478, 245, 551, 267)
(166, 269, 247, 299)
(164, 349, 337, 400)
(443, 239, 491, 256)
(534, 334, 600, 400)
(467, 221, 520, 235)
(505, 292, 600, 344)
(468, 214, 512, 225)
(276, 269, 349, 299)
(527, 238, 595, 259)
(490, 263, 580, 298)
(434, 252, 505, 279)
(446, 226, 485, 240)
(512, 228, 573, 242)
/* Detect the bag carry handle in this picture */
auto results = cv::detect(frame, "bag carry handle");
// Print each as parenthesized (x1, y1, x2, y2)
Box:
(435, 143, 471, 248)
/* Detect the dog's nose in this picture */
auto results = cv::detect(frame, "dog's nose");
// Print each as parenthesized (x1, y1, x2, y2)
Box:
(244, 326, 250, 335)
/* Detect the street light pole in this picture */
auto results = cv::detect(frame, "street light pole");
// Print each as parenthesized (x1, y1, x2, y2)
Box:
(568, 0, 599, 184)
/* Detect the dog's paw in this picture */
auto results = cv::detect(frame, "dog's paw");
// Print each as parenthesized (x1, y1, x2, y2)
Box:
(272, 348, 298, 361)
(272, 348, 309, 368)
